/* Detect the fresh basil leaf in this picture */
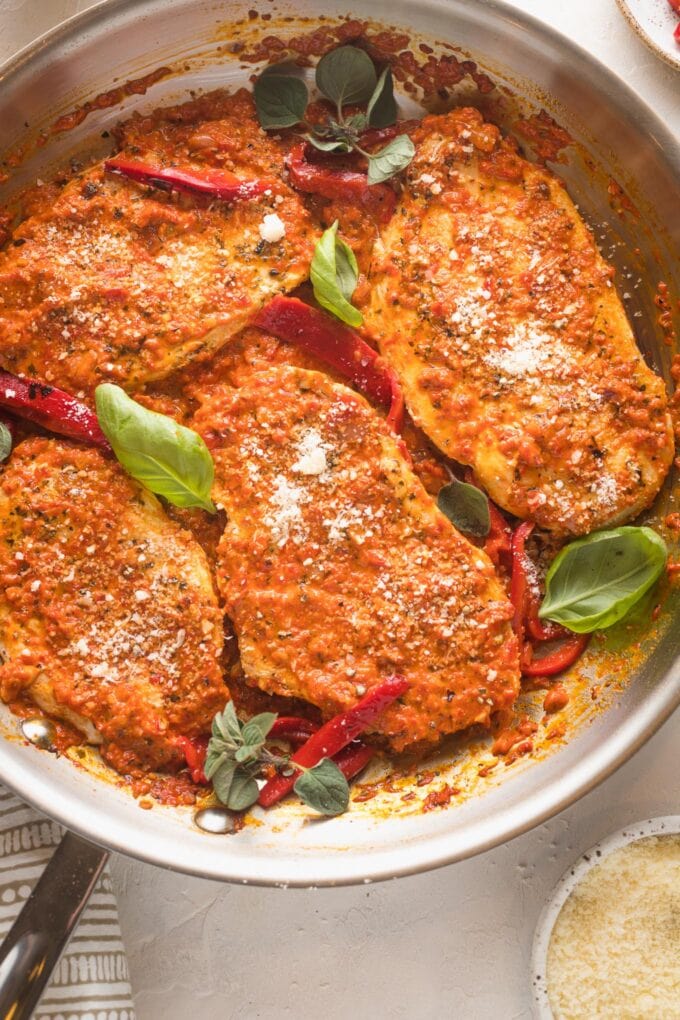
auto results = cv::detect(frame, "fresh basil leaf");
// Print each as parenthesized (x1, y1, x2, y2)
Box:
(95, 383, 216, 513)
(367, 134, 415, 184)
(306, 134, 352, 153)
(241, 712, 277, 746)
(211, 760, 237, 804)
(367, 67, 397, 129)
(437, 479, 490, 538)
(316, 46, 377, 109)
(226, 766, 260, 811)
(0, 422, 12, 462)
(294, 758, 350, 815)
(334, 239, 359, 304)
(254, 73, 308, 129)
(310, 220, 363, 327)
(539, 526, 668, 633)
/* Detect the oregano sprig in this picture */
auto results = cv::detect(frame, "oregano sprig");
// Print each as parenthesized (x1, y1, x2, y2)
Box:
(253, 46, 414, 183)
(205, 702, 350, 815)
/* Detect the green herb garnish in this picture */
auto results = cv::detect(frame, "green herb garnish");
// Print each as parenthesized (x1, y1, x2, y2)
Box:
(205, 702, 350, 816)
(539, 526, 668, 633)
(310, 220, 362, 327)
(437, 478, 491, 538)
(253, 73, 309, 129)
(315, 44, 378, 109)
(95, 383, 216, 513)
(366, 67, 398, 130)
(0, 422, 12, 463)
(253, 45, 414, 183)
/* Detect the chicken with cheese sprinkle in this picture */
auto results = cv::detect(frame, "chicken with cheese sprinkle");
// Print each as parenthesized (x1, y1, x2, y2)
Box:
(365, 108, 674, 534)
(0, 439, 225, 773)
(195, 366, 520, 750)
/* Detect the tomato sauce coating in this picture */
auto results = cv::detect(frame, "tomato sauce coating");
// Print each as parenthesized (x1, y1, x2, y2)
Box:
(195, 366, 520, 752)
(0, 439, 225, 772)
(0, 89, 316, 394)
(365, 108, 674, 534)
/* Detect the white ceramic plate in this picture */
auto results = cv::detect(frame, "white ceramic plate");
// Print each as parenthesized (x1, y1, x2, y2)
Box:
(531, 815, 680, 1018)
(617, 0, 680, 70)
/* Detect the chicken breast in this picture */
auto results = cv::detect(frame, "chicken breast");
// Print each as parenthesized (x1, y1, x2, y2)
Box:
(0, 438, 225, 773)
(0, 89, 316, 394)
(365, 109, 674, 534)
(194, 365, 519, 752)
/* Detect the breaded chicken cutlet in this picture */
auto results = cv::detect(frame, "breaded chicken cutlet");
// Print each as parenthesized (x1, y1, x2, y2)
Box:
(365, 109, 674, 534)
(0, 90, 316, 394)
(0, 438, 225, 773)
(194, 366, 520, 752)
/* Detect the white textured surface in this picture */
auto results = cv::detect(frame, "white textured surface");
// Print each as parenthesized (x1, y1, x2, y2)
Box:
(1, 2, 678, 1018)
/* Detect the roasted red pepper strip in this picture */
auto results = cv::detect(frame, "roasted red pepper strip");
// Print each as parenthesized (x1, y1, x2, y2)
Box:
(526, 594, 571, 643)
(258, 675, 409, 808)
(178, 735, 209, 785)
(332, 740, 375, 781)
(386, 380, 405, 433)
(510, 520, 588, 675)
(510, 521, 535, 641)
(254, 296, 405, 433)
(521, 634, 590, 677)
(0, 370, 109, 448)
(268, 716, 320, 745)
(485, 502, 513, 571)
(286, 143, 396, 223)
(104, 158, 274, 201)
(358, 121, 419, 150)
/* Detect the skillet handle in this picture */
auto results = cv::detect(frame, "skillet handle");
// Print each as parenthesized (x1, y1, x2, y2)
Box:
(0, 830, 109, 1020)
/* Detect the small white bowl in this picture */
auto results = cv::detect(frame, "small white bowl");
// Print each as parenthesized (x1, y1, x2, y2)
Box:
(531, 815, 680, 1019)
(616, 0, 680, 71)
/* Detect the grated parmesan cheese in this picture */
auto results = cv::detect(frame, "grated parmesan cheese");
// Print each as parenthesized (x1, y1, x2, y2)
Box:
(590, 473, 618, 509)
(547, 834, 680, 1019)
(484, 322, 571, 379)
(264, 474, 310, 546)
(258, 212, 286, 243)
(292, 429, 328, 476)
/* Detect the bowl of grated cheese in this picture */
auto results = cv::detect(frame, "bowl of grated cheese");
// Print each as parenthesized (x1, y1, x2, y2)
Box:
(532, 816, 680, 1018)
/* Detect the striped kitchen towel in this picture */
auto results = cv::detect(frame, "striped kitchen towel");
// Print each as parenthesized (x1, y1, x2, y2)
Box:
(0, 786, 135, 1020)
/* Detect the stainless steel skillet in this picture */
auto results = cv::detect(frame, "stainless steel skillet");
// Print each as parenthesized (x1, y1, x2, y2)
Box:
(0, 0, 677, 1014)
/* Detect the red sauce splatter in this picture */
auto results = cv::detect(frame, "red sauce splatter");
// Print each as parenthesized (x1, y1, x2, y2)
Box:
(423, 784, 458, 810)
(654, 281, 677, 348)
(607, 178, 640, 220)
(514, 110, 573, 164)
(492, 714, 538, 757)
(543, 683, 569, 715)
(237, 19, 494, 98)
(2, 67, 172, 176)
(50, 67, 172, 136)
